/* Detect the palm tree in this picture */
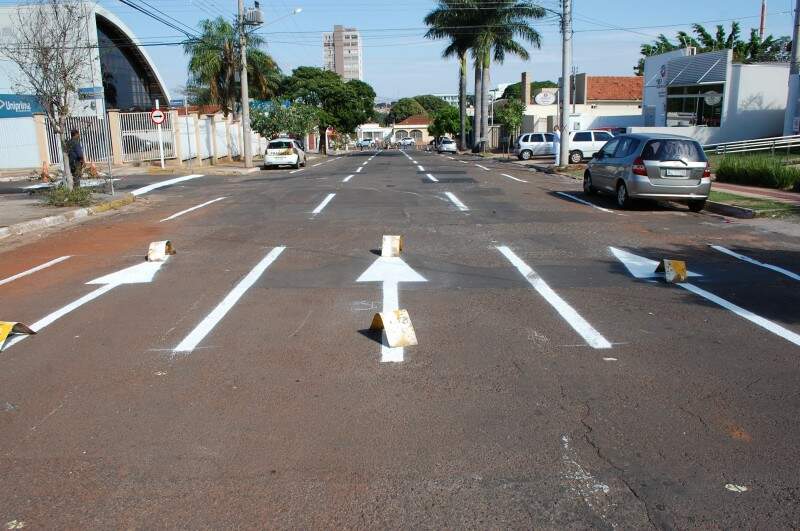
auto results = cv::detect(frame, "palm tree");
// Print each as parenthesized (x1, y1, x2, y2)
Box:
(424, 1, 478, 151)
(471, 1, 545, 151)
(184, 17, 281, 116)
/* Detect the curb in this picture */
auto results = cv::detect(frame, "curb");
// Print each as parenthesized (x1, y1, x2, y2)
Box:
(0, 193, 136, 241)
(704, 201, 756, 219)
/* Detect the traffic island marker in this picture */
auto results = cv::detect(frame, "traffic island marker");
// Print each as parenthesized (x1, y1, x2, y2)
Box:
(147, 240, 176, 262)
(381, 235, 403, 257)
(370, 309, 418, 348)
(0, 322, 35, 350)
(656, 259, 688, 283)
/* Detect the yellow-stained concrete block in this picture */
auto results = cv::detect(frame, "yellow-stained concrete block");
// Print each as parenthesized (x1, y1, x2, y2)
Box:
(370, 309, 418, 347)
(381, 235, 403, 257)
(656, 259, 688, 283)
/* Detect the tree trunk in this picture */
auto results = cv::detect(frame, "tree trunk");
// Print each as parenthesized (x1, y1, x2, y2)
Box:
(473, 62, 482, 151)
(56, 121, 73, 191)
(459, 52, 467, 152)
(319, 125, 328, 154)
(481, 53, 490, 153)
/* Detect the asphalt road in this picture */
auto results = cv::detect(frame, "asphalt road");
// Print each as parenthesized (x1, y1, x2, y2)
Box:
(1, 149, 799, 528)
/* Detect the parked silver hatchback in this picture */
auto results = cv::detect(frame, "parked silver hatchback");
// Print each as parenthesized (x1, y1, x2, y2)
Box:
(584, 133, 711, 211)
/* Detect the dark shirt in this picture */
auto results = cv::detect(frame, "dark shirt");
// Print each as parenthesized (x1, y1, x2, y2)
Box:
(67, 138, 84, 165)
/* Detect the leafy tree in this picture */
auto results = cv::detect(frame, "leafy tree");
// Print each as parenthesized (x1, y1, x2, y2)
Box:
(250, 101, 319, 139)
(494, 99, 524, 155)
(279, 67, 376, 153)
(387, 98, 426, 124)
(184, 17, 282, 116)
(501, 80, 558, 102)
(413, 94, 450, 115)
(429, 105, 469, 138)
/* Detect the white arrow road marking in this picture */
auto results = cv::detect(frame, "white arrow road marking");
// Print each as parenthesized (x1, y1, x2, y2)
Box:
(343, 174, 355, 182)
(611, 247, 800, 347)
(556, 192, 615, 213)
(2, 259, 170, 351)
(426, 173, 439, 182)
(160, 197, 226, 222)
(131, 174, 204, 196)
(501, 173, 528, 183)
(311, 193, 336, 216)
(444, 192, 469, 211)
(174, 246, 285, 353)
(610, 247, 701, 280)
(0, 256, 71, 287)
(417, 165, 425, 172)
(476, 164, 490, 171)
(498, 246, 612, 349)
(710, 245, 800, 281)
(357, 256, 427, 362)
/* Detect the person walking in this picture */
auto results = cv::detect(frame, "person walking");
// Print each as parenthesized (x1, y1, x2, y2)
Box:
(66, 129, 85, 188)
(552, 125, 561, 167)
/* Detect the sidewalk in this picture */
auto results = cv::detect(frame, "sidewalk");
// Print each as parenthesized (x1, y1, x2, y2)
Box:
(712, 182, 800, 205)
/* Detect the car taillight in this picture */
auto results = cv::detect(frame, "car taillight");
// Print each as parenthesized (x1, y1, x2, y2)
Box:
(703, 163, 711, 178)
(632, 157, 648, 176)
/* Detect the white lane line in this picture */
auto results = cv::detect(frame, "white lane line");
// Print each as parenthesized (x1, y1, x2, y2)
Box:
(131, 174, 204, 196)
(501, 173, 528, 183)
(555, 192, 614, 213)
(447, 156, 455, 160)
(312, 162, 324, 167)
(444, 192, 469, 211)
(710, 245, 800, 281)
(289, 168, 305, 174)
(311, 193, 336, 215)
(459, 160, 469, 164)
(679, 283, 800, 347)
(362, 161, 368, 166)
(497, 246, 612, 349)
(426, 173, 439, 182)
(476, 164, 490, 171)
(417, 165, 425, 172)
(173, 247, 286, 353)
(411, 160, 418, 164)
(0, 256, 72, 287)
(342, 174, 355, 182)
(355, 166, 363, 173)
(160, 197, 226, 222)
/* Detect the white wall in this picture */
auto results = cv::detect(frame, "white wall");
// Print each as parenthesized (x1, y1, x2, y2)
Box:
(522, 102, 643, 133)
(0, 116, 40, 169)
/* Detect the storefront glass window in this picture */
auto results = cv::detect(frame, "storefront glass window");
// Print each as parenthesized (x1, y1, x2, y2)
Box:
(666, 84, 723, 127)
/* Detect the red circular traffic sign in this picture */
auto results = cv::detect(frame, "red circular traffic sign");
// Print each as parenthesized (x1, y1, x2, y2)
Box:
(150, 109, 166, 125)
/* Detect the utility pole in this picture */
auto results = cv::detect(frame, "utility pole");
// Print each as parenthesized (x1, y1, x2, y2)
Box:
(759, 0, 767, 38)
(559, 0, 572, 167)
(791, 0, 800, 76)
(785, 0, 800, 135)
(239, 0, 253, 168)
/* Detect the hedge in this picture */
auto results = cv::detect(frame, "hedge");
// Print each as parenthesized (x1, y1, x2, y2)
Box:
(715, 154, 800, 191)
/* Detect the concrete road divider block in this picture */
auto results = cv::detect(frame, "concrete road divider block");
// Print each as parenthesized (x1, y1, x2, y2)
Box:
(370, 309, 418, 348)
(147, 240, 176, 262)
(656, 259, 688, 283)
(381, 235, 403, 257)
(0, 322, 35, 350)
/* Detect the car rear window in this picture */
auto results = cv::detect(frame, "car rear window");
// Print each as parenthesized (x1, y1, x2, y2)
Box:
(641, 139, 707, 162)
(268, 141, 292, 149)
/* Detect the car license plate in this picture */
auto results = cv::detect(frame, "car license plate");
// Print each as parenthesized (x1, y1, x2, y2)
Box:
(665, 169, 687, 177)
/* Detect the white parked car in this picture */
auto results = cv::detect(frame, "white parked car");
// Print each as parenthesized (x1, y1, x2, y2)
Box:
(264, 138, 306, 169)
(514, 132, 557, 160)
(399, 137, 416, 147)
(437, 137, 458, 154)
(566, 130, 615, 164)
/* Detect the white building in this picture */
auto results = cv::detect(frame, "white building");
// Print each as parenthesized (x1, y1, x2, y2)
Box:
(322, 25, 363, 81)
(630, 49, 789, 144)
(356, 122, 392, 142)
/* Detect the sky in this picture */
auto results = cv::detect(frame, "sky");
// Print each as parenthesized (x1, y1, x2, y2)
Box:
(100, 0, 797, 103)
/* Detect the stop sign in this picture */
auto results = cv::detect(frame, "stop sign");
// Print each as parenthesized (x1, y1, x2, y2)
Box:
(150, 109, 166, 125)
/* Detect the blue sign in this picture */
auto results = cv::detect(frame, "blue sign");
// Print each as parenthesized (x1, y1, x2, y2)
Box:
(78, 86, 104, 100)
(169, 98, 186, 107)
(0, 94, 42, 118)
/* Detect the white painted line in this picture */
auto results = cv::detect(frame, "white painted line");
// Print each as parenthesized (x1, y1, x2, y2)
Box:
(173, 246, 285, 353)
(411, 160, 418, 164)
(447, 156, 455, 160)
(459, 160, 469, 164)
(501, 173, 528, 183)
(0, 256, 71, 287)
(417, 165, 425, 172)
(312, 193, 336, 215)
(444, 192, 469, 211)
(710, 245, 800, 281)
(497, 246, 613, 349)
(131, 174, 204, 196)
(426, 173, 439, 183)
(556, 191, 614, 213)
(362, 161, 368, 166)
(476, 164, 490, 171)
(342, 174, 355, 182)
(289, 168, 305, 174)
(355, 166, 363, 173)
(159, 197, 226, 222)
(679, 282, 800, 347)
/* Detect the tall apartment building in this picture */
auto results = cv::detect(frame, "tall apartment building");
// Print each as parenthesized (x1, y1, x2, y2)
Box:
(322, 25, 363, 81)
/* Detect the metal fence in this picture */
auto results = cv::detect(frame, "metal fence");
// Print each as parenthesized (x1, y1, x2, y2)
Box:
(47, 115, 112, 165)
(705, 134, 800, 156)
(119, 111, 176, 163)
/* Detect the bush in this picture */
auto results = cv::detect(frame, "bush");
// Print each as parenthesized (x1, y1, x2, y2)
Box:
(44, 185, 93, 207)
(716, 154, 800, 190)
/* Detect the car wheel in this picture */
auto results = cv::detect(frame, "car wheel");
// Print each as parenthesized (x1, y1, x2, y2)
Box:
(688, 199, 706, 212)
(293, 159, 300, 169)
(520, 149, 532, 160)
(569, 151, 583, 164)
(583, 171, 596, 195)
(616, 182, 632, 209)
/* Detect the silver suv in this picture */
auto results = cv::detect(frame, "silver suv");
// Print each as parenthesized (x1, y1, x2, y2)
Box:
(584, 133, 711, 211)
